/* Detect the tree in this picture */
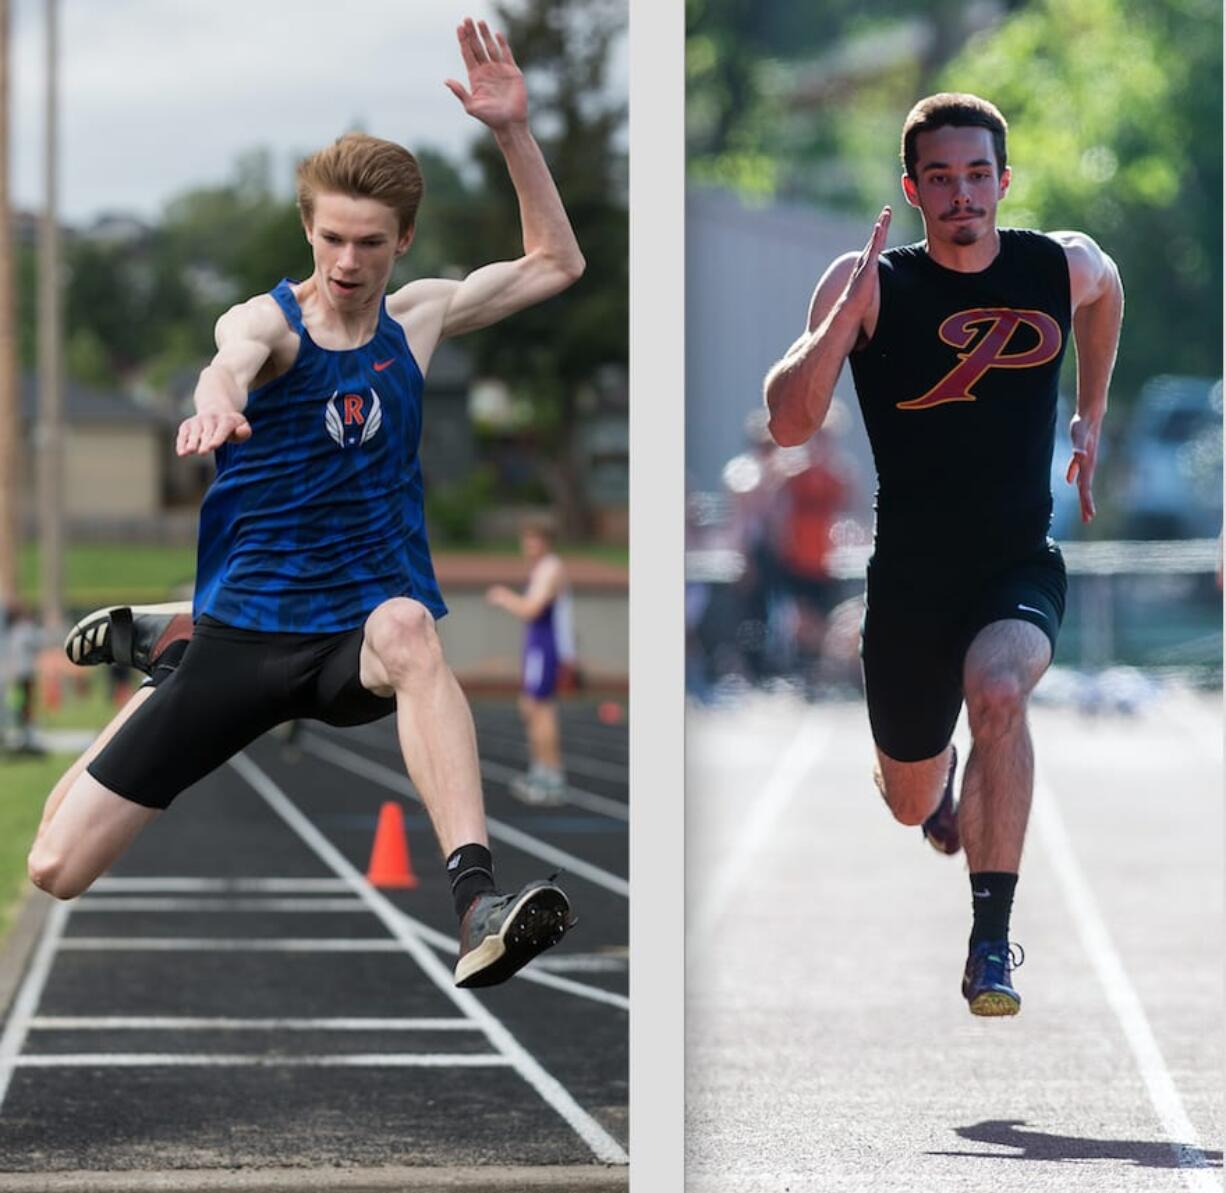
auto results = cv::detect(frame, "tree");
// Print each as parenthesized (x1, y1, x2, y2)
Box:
(437, 0, 628, 536)
(934, 0, 1222, 401)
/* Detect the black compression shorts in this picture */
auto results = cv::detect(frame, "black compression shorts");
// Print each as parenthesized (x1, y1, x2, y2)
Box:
(860, 541, 1066, 763)
(88, 615, 394, 809)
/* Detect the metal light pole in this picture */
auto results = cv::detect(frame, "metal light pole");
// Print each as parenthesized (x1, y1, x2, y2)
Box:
(37, 0, 63, 631)
(0, 0, 17, 609)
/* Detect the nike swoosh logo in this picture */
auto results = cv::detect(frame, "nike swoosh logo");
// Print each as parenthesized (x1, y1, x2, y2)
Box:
(972, 889, 991, 898)
(1016, 604, 1047, 619)
(373, 358, 396, 371)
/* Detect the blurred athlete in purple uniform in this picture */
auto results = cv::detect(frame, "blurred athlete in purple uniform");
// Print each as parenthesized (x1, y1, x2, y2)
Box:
(35, 19, 583, 989)
(486, 518, 576, 805)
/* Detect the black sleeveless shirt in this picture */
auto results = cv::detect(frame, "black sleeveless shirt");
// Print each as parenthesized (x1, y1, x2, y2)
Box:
(848, 228, 1072, 558)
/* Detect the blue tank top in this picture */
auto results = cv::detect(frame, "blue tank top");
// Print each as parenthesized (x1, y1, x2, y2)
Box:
(193, 279, 447, 632)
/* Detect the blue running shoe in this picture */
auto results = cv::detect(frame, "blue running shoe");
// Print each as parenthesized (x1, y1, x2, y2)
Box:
(962, 939, 1024, 1016)
(922, 745, 960, 856)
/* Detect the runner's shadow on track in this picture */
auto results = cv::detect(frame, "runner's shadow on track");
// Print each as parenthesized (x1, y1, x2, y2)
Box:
(928, 1120, 1223, 1169)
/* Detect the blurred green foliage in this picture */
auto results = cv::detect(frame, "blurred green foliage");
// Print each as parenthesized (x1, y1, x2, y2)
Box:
(688, 0, 1222, 403)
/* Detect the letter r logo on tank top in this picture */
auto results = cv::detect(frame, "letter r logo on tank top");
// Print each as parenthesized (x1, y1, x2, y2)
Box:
(324, 388, 384, 447)
(897, 307, 1063, 411)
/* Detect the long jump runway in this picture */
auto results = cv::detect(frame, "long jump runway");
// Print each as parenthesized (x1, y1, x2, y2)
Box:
(687, 689, 1223, 1193)
(0, 700, 627, 1183)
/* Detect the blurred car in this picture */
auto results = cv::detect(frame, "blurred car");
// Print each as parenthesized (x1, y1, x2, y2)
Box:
(1116, 375, 1222, 539)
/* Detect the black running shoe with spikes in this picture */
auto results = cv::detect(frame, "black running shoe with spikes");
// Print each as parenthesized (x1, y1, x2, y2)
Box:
(64, 602, 194, 676)
(454, 879, 575, 988)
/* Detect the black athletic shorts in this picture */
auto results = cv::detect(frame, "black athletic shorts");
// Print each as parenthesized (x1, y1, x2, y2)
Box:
(860, 540, 1066, 763)
(88, 615, 395, 809)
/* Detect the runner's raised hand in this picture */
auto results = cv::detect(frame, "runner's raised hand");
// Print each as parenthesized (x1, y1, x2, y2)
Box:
(839, 207, 891, 322)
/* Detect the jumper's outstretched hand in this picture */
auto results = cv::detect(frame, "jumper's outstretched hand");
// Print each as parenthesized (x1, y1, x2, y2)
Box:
(445, 18, 527, 130)
(176, 410, 251, 456)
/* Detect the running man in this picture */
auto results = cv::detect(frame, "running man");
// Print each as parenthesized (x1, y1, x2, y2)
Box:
(32, 19, 584, 990)
(486, 517, 576, 805)
(763, 94, 1123, 1015)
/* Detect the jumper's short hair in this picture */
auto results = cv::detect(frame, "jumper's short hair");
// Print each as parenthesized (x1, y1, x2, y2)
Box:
(900, 93, 1008, 181)
(296, 133, 423, 236)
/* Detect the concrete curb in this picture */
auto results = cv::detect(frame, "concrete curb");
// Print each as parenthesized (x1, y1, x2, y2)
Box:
(0, 1165, 629, 1191)
(0, 889, 52, 1022)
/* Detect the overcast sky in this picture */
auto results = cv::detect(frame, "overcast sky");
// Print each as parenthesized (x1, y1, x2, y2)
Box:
(12, 0, 625, 224)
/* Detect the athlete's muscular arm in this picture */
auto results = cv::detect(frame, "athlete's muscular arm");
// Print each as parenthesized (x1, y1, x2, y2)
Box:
(763, 207, 890, 447)
(390, 20, 583, 364)
(1053, 230, 1124, 523)
(176, 298, 283, 457)
(486, 557, 564, 621)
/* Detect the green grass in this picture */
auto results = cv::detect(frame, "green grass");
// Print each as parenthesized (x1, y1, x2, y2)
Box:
(18, 540, 625, 609)
(38, 671, 127, 732)
(0, 754, 66, 943)
(20, 543, 197, 607)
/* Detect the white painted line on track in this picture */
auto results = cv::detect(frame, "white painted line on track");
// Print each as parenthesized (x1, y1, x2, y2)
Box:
(230, 751, 629, 1166)
(0, 899, 70, 1113)
(510, 966, 628, 1010)
(60, 938, 404, 952)
(463, 723, 631, 783)
(479, 758, 629, 821)
(92, 877, 350, 893)
(299, 735, 629, 897)
(689, 722, 833, 948)
(74, 898, 367, 913)
(14, 1054, 509, 1068)
(1034, 774, 1218, 1190)
(532, 955, 626, 974)
(311, 727, 631, 823)
(29, 1017, 479, 1031)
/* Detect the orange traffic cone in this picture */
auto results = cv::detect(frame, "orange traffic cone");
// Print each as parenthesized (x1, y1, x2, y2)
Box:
(366, 801, 419, 889)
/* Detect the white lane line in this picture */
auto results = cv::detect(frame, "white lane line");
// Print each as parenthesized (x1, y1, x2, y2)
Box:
(689, 721, 833, 949)
(452, 723, 631, 784)
(60, 938, 402, 952)
(299, 735, 629, 897)
(29, 1017, 479, 1031)
(92, 878, 349, 892)
(309, 726, 630, 824)
(0, 899, 71, 1113)
(532, 955, 626, 974)
(511, 966, 628, 1011)
(230, 751, 628, 1165)
(14, 1053, 509, 1068)
(73, 898, 367, 913)
(479, 758, 629, 822)
(1034, 775, 1218, 1189)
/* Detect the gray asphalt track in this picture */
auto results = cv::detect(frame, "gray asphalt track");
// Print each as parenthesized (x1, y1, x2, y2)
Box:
(0, 700, 628, 1185)
(686, 687, 1223, 1192)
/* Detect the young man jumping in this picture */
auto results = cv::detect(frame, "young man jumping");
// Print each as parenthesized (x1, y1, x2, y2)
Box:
(764, 94, 1123, 1015)
(34, 18, 584, 990)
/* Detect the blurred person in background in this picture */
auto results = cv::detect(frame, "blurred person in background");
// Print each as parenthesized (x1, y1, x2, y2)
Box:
(764, 93, 1123, 1016)
(768, 427, 854, 689)
(32, 18, 584, 990)
(7, 604, 44, 755)
(486, 516, 576, 805)
(722, 409, 787, 681)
